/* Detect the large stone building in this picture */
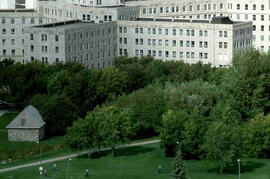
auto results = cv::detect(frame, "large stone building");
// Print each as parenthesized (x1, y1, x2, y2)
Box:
(117, 17, 252, 67)
(125, 0, 270, 53)
(24, 20, 117, 68)
(0, 0, 258, 67)
(6, 105, 45, 142)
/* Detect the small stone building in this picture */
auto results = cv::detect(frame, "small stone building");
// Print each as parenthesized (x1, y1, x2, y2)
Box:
(6, 105, 45, 142)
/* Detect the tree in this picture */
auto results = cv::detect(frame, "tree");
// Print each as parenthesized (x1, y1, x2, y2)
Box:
(91, 66, 129, 104)
(172, 147, 189, 179)
(99, 106, 134, 156)
(40, 94, 78, 137)
(203, 121, 243, 174)
(113, 84, 166, 138)
(159, 110, 187, 157)
(246, 113, 270, 158)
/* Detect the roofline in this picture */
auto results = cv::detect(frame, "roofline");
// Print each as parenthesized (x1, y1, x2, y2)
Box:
(6, 125, 45, 129)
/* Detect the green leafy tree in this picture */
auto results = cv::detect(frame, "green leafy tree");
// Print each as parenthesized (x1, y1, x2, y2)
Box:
(99, 106, 134, 156)
(172, 147, 189, 179)
(159, 110, 187, 157)
(203, 121, 243, 174)
(113, 84, 166, 138)
(40, 94, 78, 136)
(246, 113, 270, 158)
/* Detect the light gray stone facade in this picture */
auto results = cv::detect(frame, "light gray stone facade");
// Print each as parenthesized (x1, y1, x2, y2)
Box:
(23, 20, 117, 68)
(8, 126, 45, 142)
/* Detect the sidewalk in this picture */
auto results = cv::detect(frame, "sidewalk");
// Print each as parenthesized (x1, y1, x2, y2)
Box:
(0, 139, 160, 173)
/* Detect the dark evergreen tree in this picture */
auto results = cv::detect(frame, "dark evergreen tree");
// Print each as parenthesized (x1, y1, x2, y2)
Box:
(172, 147, 189, 179)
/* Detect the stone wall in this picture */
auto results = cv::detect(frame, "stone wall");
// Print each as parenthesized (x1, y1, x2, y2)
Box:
(8, 128, 44, 142)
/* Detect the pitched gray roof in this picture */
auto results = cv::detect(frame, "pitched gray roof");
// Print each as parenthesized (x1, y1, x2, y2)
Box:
(6, 105, 45, 129)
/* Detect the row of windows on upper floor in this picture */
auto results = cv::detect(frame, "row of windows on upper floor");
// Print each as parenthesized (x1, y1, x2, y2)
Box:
(0, 18, 43, 25)
(67, 39, 115, 53)
(44, 8, 137, 21)
(140, 3, 268, 15)
(123, 49, 210, 60)
(133, 28, 230, 38)
(67, 28, 116, 41)
(233, 4, 266, 11)
(141, 3, 224, 15)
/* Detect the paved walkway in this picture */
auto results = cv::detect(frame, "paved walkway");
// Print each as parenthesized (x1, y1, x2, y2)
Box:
(0, 139, 160, 173)
(0, 110, 8, 117)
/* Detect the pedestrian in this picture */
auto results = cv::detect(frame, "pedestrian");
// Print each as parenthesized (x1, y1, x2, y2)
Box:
(53, 163, 56, 171)
(44, 169, 47, 177)
(158, 165, 162, 174)
(85, 169, 89, 177)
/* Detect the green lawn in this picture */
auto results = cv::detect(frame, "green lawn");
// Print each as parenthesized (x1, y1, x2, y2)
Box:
(1, 143, 270, 179)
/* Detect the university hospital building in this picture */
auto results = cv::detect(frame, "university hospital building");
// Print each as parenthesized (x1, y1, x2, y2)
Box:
(1, 0, 268, 68)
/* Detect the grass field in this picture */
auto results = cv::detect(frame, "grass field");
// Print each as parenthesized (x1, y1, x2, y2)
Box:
(1, 143, 270, 179)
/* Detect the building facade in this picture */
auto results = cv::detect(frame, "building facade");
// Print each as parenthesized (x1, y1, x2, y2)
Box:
(24, 20, 117, 68)
(125, 0, 270, 53)
(117, 17, 252, 67)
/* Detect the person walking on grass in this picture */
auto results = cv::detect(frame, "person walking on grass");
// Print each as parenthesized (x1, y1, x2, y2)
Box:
(53, 163, 56, 171)
(85, 169, 89, 177)
(158, 165, 162, 174)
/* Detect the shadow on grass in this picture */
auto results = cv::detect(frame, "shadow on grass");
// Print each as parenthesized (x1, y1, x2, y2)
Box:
(208, 161, 265, 174)
(78, 146, 155, 159)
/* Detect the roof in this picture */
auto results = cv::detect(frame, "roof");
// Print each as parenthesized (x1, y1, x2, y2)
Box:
(6, 105, 45, 129)
(137, 16, 241, 25)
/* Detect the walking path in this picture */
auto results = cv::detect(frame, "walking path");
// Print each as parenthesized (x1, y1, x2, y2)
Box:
(0, 110, 8, 117)
(0, 139, 160, 173)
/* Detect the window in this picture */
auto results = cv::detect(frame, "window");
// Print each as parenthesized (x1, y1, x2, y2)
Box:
(204, 42, 208, 48)
(11, 29, 15, 35)
(261, 15, 264, 21)
(159, 51, 162, 57)
(148, 28, 151, 34)
(180, 29, 183, 36)
(55, 46, 59, 53)
(148, 39, 151, 45)
(2, 18, 6, 24)
(140, 28, 143, 33)
(224, 31, 228, 37)
(2, 29, 6, 35)
(173, 51, 176, 58)
(12, 49, 15, 56)
(173, 29, 176, 35)
(30, 45, 34, 52)
(172, 40, 176, 46)
(158, 28, 162, 35)
(199, 30, 203, 36)
(224, 42, 228, 48)
(180, 40, 183, 47)
(219, 42, 223, 48)
(165, 51, 169, 57)
(204, 30, 208, 37)
(135, 28, 138, 34)
(119, 27, 122, 33)
(237, 4, 240, 10)
(42, 34, 47, 41)
(165, 29, 168, 35)
(2, 39, 6, 46)
(22, 18, 25, 24)
(55, 35, 59, 42)
(11, 18, 15, 24)
(261, 5, 264, 11)
(158, 39, 162, 46)
(11, 39, 15, 45)
(31, 18, 35, 24)
(186, 30, 190, 36)
(219, 31, 223, 37)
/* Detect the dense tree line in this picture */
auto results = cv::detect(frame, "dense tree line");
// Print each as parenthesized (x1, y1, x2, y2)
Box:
(3, 50, 270, 173)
